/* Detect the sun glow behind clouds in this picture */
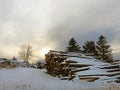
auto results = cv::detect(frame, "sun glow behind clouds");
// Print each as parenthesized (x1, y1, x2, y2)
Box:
(40, 48, 51, 58)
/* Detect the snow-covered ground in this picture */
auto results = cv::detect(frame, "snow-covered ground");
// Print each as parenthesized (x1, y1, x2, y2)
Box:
(0, 68, 120, 90)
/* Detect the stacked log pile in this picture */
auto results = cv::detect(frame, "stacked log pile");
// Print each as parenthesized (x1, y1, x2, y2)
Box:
(45, 50, 91, 80)
(78, 64, 120, 83)
(45, 50, 120, 83)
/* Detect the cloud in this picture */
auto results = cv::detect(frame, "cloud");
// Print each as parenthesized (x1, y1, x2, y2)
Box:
(0, 0, 120, 59)
(47, 0, 120, 49)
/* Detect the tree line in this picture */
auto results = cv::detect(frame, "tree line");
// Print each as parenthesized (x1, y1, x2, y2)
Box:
(66, 35, 113, 63)
(18, 35, 113, 63)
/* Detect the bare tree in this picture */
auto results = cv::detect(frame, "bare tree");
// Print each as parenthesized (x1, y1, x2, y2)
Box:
(19, 44, 33, 63)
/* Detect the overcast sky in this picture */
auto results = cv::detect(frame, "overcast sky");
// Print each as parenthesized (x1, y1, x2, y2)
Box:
(0, 0, 120, 59)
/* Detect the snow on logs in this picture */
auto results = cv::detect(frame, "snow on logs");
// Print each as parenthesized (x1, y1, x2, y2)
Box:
(45, 50, 120, 83)
(45, 51, 91, 80)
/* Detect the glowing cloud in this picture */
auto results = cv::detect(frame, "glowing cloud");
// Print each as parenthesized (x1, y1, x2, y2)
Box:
(40, 48, 51, 58)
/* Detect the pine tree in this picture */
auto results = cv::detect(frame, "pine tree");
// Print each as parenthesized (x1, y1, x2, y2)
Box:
(83, 40, 97, 55)
(66, 37, 80, 52)
(96, 35, 113, 63)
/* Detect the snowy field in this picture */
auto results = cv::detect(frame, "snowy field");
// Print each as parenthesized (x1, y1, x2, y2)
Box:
(0, 68, 120, 90)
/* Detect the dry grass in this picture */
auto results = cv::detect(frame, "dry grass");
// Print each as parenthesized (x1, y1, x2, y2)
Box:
(102, 83, 120, 90)
(0, 61, 18, 69)
(0, 81, 120, 90)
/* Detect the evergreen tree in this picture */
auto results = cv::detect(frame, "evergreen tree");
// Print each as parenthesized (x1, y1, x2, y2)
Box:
(96, 35, 113, 63)
(66, 37, 80, 52)
(83, 40, 97, 55)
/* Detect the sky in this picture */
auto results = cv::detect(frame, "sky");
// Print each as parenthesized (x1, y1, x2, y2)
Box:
(0, 0, 120, 60)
